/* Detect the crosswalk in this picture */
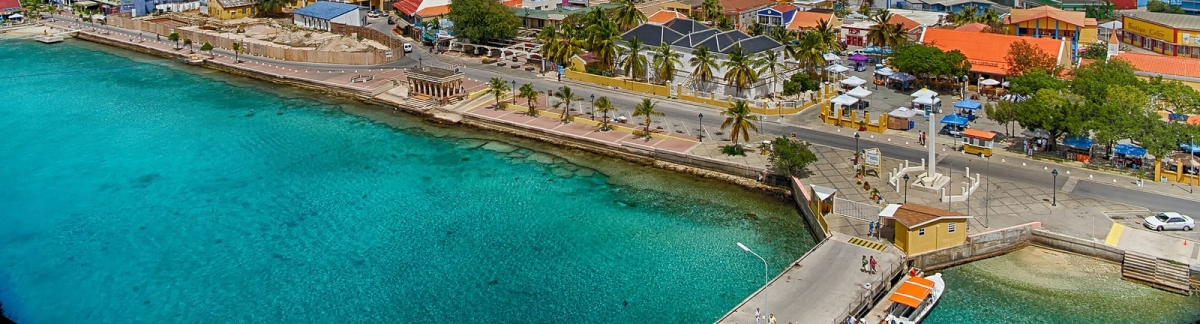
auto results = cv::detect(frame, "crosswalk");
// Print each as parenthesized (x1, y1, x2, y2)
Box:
(848, 237, 887, 251)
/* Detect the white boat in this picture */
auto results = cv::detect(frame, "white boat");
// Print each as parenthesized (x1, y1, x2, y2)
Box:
(883, 273, 944, 324)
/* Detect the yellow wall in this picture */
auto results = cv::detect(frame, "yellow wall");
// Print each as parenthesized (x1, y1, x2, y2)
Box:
(898, 219, 968, 255)
(564, 70, 671, 97)
(208, 0, 256, 19)
(1007, 17, 1096, 43)
(1125, 17, 1175, 43)
(1136, 75, 1200, 91)
(894, 224, 909, 253)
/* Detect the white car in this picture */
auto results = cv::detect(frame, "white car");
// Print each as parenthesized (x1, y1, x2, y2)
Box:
(367, 11, 381, 18)
(402, 43, 413, 53)
(1143, 212, 1195, 231)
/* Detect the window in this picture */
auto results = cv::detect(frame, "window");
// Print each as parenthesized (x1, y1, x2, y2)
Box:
(948, 223, 956, 233)
(918, 228, 925, 236)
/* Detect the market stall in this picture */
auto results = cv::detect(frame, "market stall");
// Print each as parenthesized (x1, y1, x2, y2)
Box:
(953, 98, 982, 121)
(841, 76, 868, 89)
(939, 114, 968, 136)
(887, 107, 918, 130)
(888, 72, 915, 90)
(912, 95, 941, 117)
(1112, 143, 1147, 170)
(874, 67, 894, 88)
(1062, 136, 1094, 163)
(848, 53, 869, 71)
(847, 86, 872, 109)
(961, 129, 997, 157)
(831, 94, 860, 112)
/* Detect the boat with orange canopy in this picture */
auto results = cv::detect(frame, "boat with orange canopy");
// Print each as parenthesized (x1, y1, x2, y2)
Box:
(883, 272, 945, 324)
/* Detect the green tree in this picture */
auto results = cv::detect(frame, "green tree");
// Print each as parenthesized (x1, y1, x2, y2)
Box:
(168, 32, 180, 49)
(746, 21, 765, 36)
(519, 83, 539, 116)
(632, 98, 664, 138)
(486, 77, 510, 110)
(1004, 39, 1061, 77)
(448, 0, 520, 43)
(689, 45, 719, 91)
(1148, 0, 1185, 13)
(866, 10, 906, 52)
(700, 0, 722, 21)
(200, 42, 214, 56)
(1008, 69, 1066, 97)
(1146, 77, 1200, 115)
(769, 137, 819, 176)
(984, 101, 1018, 136)
(651, 42, 681, 85)
(612, 0, 647, 31)
(257, 0, 292, 14)
(1079, 41, 1108, 60)
(553, 86, 583, 122)
(812, 19, 842, 53)
(183, 38, 193, 51)
(1015, 89, 1092, 151)
(722, 45, 762, 98)
(757, 50, 785, 96)
(1093, 85, 1151, 152)
(790, 32, 826, 77)
(1069, 59, 1139, 105)
(585, 18, 622, 73)
(720, 100, 759, 146)
(618, 37, 648, 81)
(231, 42, 242, 63)
(767, 26, 793, 44)
(594, 96, 617, 131)
(783, 73, 819, 97)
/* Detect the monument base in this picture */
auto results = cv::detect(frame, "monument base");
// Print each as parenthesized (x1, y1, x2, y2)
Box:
(910, 172, 949, 193)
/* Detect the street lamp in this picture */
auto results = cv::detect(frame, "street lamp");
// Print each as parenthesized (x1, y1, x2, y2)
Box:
(1051, 169, 1059, 206)
(736, 242, 768, 322)
(698, 113, 704, 142)
(903, 174, 910, 204)
(590, 94, 595, 121)
(511, 80, 517, 104)
(1191, 135, 1196, 194)
(854, 132, 861, 164)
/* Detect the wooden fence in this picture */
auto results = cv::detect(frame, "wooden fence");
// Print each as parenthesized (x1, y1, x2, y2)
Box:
(108, 16, 400, 65)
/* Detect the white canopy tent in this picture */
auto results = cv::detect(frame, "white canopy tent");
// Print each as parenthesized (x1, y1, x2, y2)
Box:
(823, 53, 841, 62)
(980, 79, 1000, 86)
(827, 64, 850, 74)
(831, 94, 860, 106)
(874, 67, 895, 76)
(847, 86, 872, 98)
(841, 76, 868, 87)
(912, 95, 940, 106)
(888, 107, 919, 118)
(911, 88, 938, 98)
(8, 13, 23, 19)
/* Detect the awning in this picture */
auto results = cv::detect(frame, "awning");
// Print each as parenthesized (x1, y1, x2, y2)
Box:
(812, 185, 837, 201)
(831, 94, 860, 106)
(912, 95, 940, 106)
(962, 129, 996, 140)
(8, 13, 23, 19)
(875, 67, 895, 76)
(980, 78, 1000, 86)
(823, 53, 840, 61)
(878, 204, 902, 218)
(827, 64, 850, 73)
(890, 276, 935, 308)
(1188, 115, 1200, 126)
(889, 72, 915, 82)
(1177, 143, 1199, 154)
(1114, 143, 1147, 157)
(847, 86, 872, 99)
(1022, 128, 1050, 138)
(940, 114, 968, 126)
(888, 107, 918, 118)
(953, 98, 982, 110)
(840, 76, 867, 87)
(911, 88, 938, 98)
(1063, 137, 1094, 150)
(848, 53, 869, 62)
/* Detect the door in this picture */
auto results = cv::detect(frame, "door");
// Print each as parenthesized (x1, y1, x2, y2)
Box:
(1168, 217, 1185, 230)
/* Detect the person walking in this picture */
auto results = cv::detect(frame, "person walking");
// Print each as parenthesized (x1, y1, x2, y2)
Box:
(867, 221, 874, 238)
(755, 308, 761, 324)
(769, 313, 777, 324)
(869, 256, 878, 274)
(861, 255, 868, 272)
(919, 131, 926, 146)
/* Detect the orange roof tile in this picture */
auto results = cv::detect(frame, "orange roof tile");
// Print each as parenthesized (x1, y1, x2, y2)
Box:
(1113, 52, 1200, 79)
(503, 0, 522, 8)
(771, 3, 797, 12)
(1007, 6, 1090, 27)
(888, 14, 921, 31)
(961, 129, 996, 140)
(647, 9, 688, 24)
(414, 4, 449, 16)
(954, 23, 989, 32)
(892, 204, 967, 228)
(921, 28, 1064, 76)
(393, 0, 422, 16)
(786, 11, 836, 30)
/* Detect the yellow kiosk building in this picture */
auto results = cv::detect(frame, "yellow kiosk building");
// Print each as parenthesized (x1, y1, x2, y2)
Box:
(885, 204, 971, 255)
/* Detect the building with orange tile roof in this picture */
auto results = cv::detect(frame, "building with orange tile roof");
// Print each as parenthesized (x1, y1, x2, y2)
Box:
(919, 28, 1068, 78)
(647, 9, 689, 24)
(1120, 12, 1200, 58)
(639, 0, 694, 16)
(785, 10, 841, 31)
(1003, 5, 1097, 62)
(716, 0, 776, 29)
(881, 204, 971, 255)
(954, 23, 989, 33)
(1110, 52, 1200, 91)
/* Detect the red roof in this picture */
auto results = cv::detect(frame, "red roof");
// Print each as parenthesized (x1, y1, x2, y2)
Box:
(503, 0, 522, 7)
(888, 14, 921, 31)
(647, 10, 688, 24)
(393, 0, 422, 16)
(0, 0, 21, 12)
(415, 4, 449, 16)
(1113, 52, 1200, 79)
(786, 11, 837, 30)
(771, 3, 797, 12)
(954, 23, 989, 32)
(921, 28, 1064, 76)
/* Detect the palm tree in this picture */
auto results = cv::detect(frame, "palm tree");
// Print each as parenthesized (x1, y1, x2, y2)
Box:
(184, 38, 193, 52)
(757, 50, 785, 97)
(613, 0, 647, 31)
(701, 0, 722, 21)
(722, 45, 763, 98)
(747, 22, 765, 36)
(553, 86, 583, 122)
(537, 26, 561, 70)
(720, 100, 759, 146)
(555, 25, 584, 66)
(767, 26, 793, 44)
(651, 42, 682, 85)
(952, 6, 978, 26)
(586, 20, 622, 73)
(979, 8, 1001, 26)
(594, 96, 617, 131)
(812, 19, 842, 53)
(519, 83, 539, 116)
(793, 32, 826, 78)
(619, 37, 648, 81)
(231, 42, 242, 63)
(689, 45, 719, 91)
(866, 11, 906, 57)
(487, 78, 510, 110)
(423, 18, 441, 38)
(632, 98, 664, 138)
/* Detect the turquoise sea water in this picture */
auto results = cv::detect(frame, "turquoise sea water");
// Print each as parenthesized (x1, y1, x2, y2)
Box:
(0, 40, 815, 323)
(925, 247, 1200, 324)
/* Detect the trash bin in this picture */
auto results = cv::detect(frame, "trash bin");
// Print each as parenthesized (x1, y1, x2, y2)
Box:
(908, 121, 915, 130)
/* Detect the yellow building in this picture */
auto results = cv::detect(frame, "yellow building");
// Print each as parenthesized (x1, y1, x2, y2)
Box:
(1004, 6, 1096, 61)
(207, 0, 258, 19)
(1121, 12, 1200, 58)
(886, 204, 971, 255)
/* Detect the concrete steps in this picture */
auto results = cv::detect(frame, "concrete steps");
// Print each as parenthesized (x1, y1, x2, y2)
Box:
(1122, 252, 1191, 295)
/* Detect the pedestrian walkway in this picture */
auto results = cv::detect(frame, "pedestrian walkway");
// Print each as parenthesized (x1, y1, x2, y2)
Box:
(463, 100, 700, 154)
(847, 237, 887, 251)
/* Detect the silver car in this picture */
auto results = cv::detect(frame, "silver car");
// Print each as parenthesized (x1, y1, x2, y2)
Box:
(1143, 212, 1195, 231)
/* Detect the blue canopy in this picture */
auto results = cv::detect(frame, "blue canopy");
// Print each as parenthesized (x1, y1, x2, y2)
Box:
(862, 46, 893, 55)
(1180, 143, 1200, 154)
(953, 98, 982, 110)
(940, 114, 969, 126)
(1062, 137, 1094, 150)
(1114, 143, 1147, 157)
(889, 72, 915, 82)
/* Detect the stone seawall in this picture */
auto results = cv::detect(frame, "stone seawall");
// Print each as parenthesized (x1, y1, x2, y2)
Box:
(1029, 229, 1125, 263)
(909, 222, 1040, 270)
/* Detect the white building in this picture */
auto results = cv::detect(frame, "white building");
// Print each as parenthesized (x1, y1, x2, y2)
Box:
(293, 1, 367, 31)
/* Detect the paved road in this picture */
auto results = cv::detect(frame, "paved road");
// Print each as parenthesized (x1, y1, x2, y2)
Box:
(1073, 181, 1198, 213)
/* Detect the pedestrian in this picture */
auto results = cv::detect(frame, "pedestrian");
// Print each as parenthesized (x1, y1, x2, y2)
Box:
(867, 221, 874, 237)
(861, 255, 867, 272)
(755, 308, 761, 324)
(869, 256, 877, 274)
(769, 313, 777, 324)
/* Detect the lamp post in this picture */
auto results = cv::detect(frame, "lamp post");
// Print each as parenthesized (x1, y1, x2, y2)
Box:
(854, 132, 861, 164)
(698, 113, 704, 142)
(737, 242, 769, 321)
(903, 174, 910, 204)
(1051, 169, 1059, 206)
(511, 80, 517, 104)
(590, 94, 595, 121)
(1191, 135, 1196, 194)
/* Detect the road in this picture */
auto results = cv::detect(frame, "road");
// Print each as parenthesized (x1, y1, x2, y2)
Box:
(60, 14, 1198, 215)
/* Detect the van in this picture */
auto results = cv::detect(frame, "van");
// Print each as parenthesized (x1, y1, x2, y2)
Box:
(402, 43, 413, 53)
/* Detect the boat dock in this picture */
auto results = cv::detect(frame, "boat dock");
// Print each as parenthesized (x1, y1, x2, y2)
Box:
(34, 35, 64, 43)
(716, 232, 905, 324)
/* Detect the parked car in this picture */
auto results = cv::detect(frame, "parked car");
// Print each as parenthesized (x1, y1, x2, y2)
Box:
(387, 17, 394, 25)
(1143, 212, 1194, 231)
(367, 11, 380, 18)
(402, 43, 413, 53)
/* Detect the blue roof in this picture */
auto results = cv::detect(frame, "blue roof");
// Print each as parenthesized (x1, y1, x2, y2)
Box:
(939, 114, 968, 126)
(1062, 137, 1093, 150)
(294, 1, 360, 20)
(954, 98, 982, 110)
(1115, 143, 1147, 157)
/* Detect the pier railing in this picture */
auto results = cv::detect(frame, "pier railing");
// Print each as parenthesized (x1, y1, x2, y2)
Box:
(835, 258, 905, 324)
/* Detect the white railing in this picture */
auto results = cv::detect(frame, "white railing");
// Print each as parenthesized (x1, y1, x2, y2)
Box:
(887, 159, 926, 191)
(834, 197, 882, 221)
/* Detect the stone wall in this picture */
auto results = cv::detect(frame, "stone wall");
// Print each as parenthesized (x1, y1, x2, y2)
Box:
(908, 222, 1041, 270)
(790, 177, 830, 242)
(1030, 229, 1125, 263)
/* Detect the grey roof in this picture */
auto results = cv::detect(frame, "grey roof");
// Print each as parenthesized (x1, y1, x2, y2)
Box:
(676, 0, 704, 7)
(696, 30, 751, 53)
(621, 24, 686, 47)
(294, 1, 360, 20)
(1124, 12, 1200, 31)
(215, 0, 256, 8)
(671, 28, 719, 48)
(663, 18, 712, 35)
(735, 35, 782, 53)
